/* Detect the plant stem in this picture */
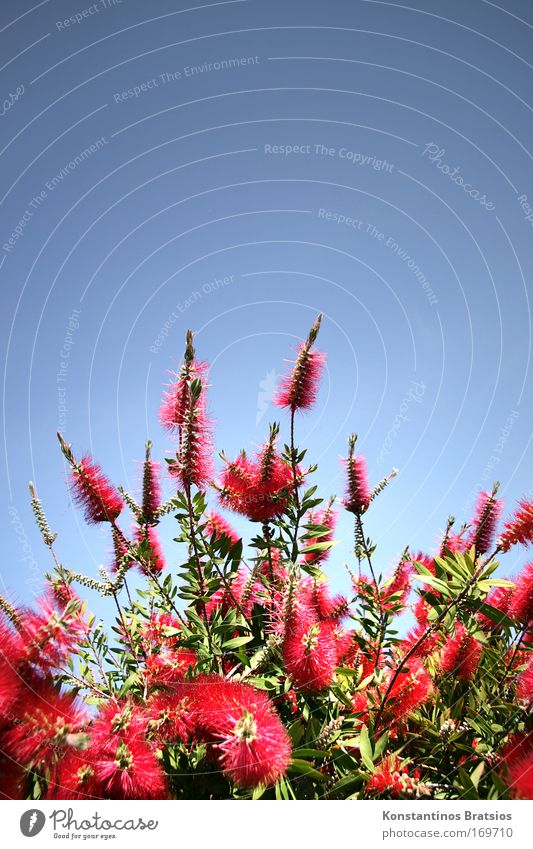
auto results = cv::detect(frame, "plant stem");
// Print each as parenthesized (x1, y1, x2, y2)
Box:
(185, 484, 216, 664)
(289, 410, 302, 562)
(355, 512, 386, 667)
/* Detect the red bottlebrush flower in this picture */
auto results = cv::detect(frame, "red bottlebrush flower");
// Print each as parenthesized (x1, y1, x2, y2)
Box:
(302, 505, 337, 565)
(206, 567, 262, 620)
(413, 595, 430, 626)
(508, 562, 533, 624)
(92, 737, 168, 800)
(516, 656, 533, 706)
(274, 314, 325, 412)
(440, 622, 482, 681)
(144, 646, 196, 687)
(2, 680, 87, 771)
(382, 661, 434, 721)
(47, 748, 101, 800)
(159, 351, 208, 432)
(351, 691, 371, 724)
(89, 701, 146, 756)
(301, 577, 348, 622)
(402, 622, 440, 658)
(331, 626, 356, 664)
(383, 560, 413, 609)
(341, 638, 375, 680)
(0, 657, 20, 720)
(466, 490, 503, 553)
(282, 615, 338, 692)
(219, 429, 298, 523)
(161, 333, 214, 490)
(141, 612, 181, 645)
(499, 731, 533, 800)
(366, 756, 428, 798)
(110, 525, 133, 575)
(499, 500, 533, 552)
(17, 593, 86, 670)
(205, 511, 240, 547)
(343, 435, 371, 514)
(136, 525, 166, 574)
(187, 676, 291, 788)
(69, 455, 123, 524)
(275, 347, 325, 412)
(0, 618, 23, 718)
(144, 693, 195, 746)
(477, 584, 515, 630)
(141, 446, 162, 522)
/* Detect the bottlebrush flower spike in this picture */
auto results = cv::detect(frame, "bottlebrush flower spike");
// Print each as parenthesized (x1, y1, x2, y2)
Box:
(185, 676, 291, 788)
(2, 679, 88, 771)
(343, 434, 371, 514)
(144, 646, 196, 687)
(89, 701, 147, 756)
(440, 622, 482, 681)
(499, 731, 533, 800)
(205, 510, 240, 547)
(383, 559, 413, 609)
(47, 749, 100, 800)
(110, 526, 133, 575)
(303, 502, 337, 565)
(382, 661, 434, 721)
(507, 562, 533, 624)
(92, 738, 168, 800)
(219, 425, 297, 522)
(62, 438, 123, 525)
(163, 331, 214, 490)
(136, 525, 166, 574)
(144, 692, 195, 745)
(274, 313, 326, 412)
(498, 499, 533, 552)
(366, 756, 429, 798)
(282, 614, 338, 692)
(159, 330, 206, 431)
(466, 486, 503, 553)
(402, 622, 441, 659)
(16, 593, 86, 670)
(141, 441, 162, 522)
(301, 577, 348, 622)
(516, 656, 533, 706)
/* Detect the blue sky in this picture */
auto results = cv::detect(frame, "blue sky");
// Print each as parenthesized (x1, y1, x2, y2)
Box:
(1, 0, 533, 622)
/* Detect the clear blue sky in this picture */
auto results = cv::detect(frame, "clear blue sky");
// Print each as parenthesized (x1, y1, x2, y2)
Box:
(1, 0, 532, 623)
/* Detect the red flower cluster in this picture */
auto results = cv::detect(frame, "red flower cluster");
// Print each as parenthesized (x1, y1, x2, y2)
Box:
(440, 623, 482, 682)
(366, 755, 428, 798)
(219, 432, 298, 523)
(205, 510, 240, 547)
(499, 500, 533, 552)
(282, 615, 338, 692)
(70, 455, 123, 524)
(343, 436, 371, 514)
(466, 490, 503, 553)
(182, 676, 291, 788)
(508, 562, 533, 624)
(274, 314, 325, 413)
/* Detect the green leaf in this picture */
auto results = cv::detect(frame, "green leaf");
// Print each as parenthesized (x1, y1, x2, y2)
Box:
(222, 635, 254, 650)
(358, 725, 375, 771)
(300, 541, 336, 554)
(288, 759, 326, 782)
